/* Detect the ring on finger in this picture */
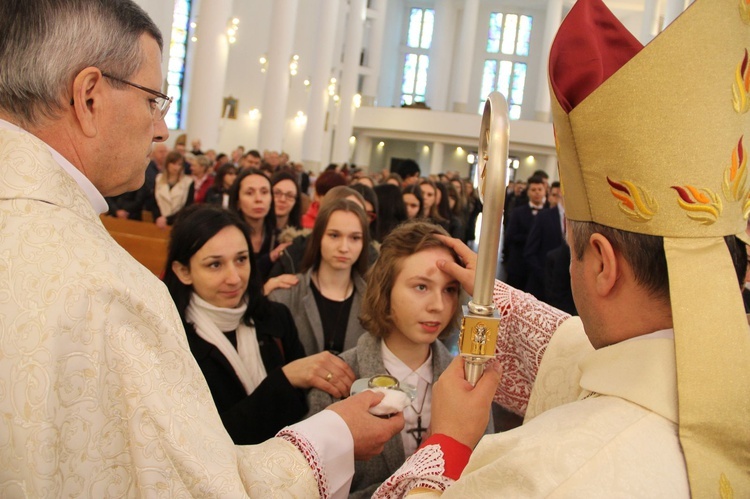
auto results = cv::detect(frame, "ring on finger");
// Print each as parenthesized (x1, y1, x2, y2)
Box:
(325, 372, 334, 382)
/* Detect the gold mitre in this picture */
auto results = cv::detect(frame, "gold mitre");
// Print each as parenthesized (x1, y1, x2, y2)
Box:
(551, 0, 748, 236)
(549, 0, 749, 496)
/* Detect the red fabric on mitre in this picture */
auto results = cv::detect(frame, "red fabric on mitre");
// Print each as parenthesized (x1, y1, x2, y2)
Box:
(549, 0, 643, 112)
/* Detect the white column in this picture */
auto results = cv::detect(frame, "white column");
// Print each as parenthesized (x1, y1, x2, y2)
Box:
(534, 0, 564, 122)
(353, 136, 373, 170)
(451, 0, 479, 113)
(185, 0, 233, 149)
(425, 0, 455, 111)
(639, 0, 659, 43)
(663, 0, 687, 29)
(361, 0, 388, 107)
(331, 0, 366, 164)
(259, 0, 299, 153)
(302, 0, 341, 172)
(429, 142, 445, 175)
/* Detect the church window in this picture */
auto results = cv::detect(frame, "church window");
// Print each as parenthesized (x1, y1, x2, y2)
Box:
(165, 0, 192, 130)
(400, 7, 434, 106)
(480, 12, 532, 119)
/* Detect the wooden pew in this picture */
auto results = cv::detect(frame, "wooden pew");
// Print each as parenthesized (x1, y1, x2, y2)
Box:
(100, 215, 171, 276)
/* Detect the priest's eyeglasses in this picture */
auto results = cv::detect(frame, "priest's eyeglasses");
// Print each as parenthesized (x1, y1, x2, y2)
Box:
(101, 72, 173, 121)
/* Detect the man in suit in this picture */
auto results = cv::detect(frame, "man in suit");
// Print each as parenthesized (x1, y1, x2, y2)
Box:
(502, 175, 547, 289)
(523, 201, 564, 300)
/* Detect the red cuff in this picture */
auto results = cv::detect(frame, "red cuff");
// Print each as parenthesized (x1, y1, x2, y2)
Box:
(418, 434, 472, 481)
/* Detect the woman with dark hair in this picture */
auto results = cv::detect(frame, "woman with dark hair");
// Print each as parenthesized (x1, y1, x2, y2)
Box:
(402, 183, 424, 220)
(269, 199, 370, 355)
(228, 168, 289, 282)
(450, 178, 471, 239)
(163, 205, 355, 445)
(419, 179, 448, 231)
(373, 183, 407, 242)
(205, 163, 238, 208)
(270, 170, 302, 230)
(438, 181, 465, 240)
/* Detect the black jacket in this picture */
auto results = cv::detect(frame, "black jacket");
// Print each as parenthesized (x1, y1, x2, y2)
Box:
(503, 203, 543, 288)
(523, 206, 564, 299)
(184, 301, 308, 444)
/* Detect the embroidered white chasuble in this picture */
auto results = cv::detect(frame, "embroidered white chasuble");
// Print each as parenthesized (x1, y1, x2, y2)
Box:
(444, 319, 688, 497)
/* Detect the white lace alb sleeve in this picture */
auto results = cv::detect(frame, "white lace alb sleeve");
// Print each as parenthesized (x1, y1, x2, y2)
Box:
(492, 280, 571, 417)
(373, 443, 455, 498)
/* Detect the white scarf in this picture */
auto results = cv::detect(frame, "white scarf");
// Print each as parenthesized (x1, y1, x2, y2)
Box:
(186, 293, 267, 395)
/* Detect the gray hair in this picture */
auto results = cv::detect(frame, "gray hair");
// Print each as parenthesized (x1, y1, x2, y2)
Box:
(195, 155, 213, 169)
(0, 0, 162, 128)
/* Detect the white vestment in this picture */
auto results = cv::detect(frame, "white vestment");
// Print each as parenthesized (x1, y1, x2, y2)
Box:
(438, 319, 688, 497)
(0, 126, 351, 497)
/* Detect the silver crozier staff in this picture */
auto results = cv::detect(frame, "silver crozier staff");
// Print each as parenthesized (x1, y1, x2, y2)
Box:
(458, 91, 510, 385)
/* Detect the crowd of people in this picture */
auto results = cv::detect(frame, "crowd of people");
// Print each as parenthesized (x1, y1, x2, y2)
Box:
(104, 140, 485, 295)
(102, 116, 495, 494)
(106, 143, 483, 241)
(1, 0, 747, 497)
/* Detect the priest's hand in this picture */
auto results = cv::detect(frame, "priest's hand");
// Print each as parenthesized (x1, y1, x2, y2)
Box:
(430, 356, 502, 449)
(327, 391, 405, 461)
(435, 235, 477, 296)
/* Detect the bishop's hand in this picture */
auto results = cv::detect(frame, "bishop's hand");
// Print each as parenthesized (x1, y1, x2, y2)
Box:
(429, 356, 502, 449)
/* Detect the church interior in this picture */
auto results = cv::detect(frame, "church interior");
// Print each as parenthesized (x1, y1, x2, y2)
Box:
(133, 0, 672, 182)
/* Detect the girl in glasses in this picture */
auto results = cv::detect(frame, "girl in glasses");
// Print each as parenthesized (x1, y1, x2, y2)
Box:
(271, 170, 302, 231)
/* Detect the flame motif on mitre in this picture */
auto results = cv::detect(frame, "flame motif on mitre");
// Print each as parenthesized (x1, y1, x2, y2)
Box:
(607, 178, 658, 222)
(723, 137, 748, 202)
(733, 50, 750, 113)
(671, 185, 723, 225)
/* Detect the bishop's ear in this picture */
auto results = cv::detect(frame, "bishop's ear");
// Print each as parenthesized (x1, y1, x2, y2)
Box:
(172, 261, 193, 286)
(588, 233, 618, 297)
